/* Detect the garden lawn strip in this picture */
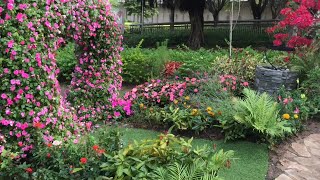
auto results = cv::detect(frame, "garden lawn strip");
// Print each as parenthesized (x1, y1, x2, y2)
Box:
(114, 127, 269, 180)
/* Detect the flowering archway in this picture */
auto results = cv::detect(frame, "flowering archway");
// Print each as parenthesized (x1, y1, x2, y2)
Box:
(0, 0, 124, 158)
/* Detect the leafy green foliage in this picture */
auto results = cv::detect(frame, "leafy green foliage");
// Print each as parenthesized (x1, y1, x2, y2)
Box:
(56, 43, 77, 82)
(151, 161, 221, 180)
(24, 128, 121, 179)
(233, 89, 292, 143)
(211, 47, 287, 83)
(100, 133, 234, 179)
(301, 67, 320, 116)
(121, 40, 150, 84)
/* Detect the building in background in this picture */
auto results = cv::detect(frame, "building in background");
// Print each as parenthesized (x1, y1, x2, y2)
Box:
(118, 1, 273, 24)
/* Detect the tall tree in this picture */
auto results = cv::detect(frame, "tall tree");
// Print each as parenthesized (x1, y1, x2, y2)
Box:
(206, 0, 228, 26)
(178, 0, 206, 49)
(270, 0, 287, 19)
(249, 0, 269, 20)
(126, 0, 206, 49)
(124, 0, 158, 18)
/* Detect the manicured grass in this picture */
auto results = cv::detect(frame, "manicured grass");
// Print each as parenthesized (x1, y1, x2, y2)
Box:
(117, 127, 269, 180)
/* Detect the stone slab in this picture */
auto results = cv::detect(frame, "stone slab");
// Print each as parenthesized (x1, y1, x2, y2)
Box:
(275, 174, 293, 180)
(291, 143, 311, 157)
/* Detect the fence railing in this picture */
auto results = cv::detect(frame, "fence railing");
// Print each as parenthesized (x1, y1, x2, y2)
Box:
(128, 20, 279, 34)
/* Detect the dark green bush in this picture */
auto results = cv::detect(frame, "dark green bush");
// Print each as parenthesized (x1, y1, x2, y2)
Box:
(124, 28, 272, 48)
(56, 43, 77, 82)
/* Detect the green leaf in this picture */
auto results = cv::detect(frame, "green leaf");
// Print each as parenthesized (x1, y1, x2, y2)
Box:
(71, 168, 83, 173)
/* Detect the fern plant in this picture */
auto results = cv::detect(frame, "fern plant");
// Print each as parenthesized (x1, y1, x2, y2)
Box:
(151, 149, 234, 180)
(233, 88, 292, 143)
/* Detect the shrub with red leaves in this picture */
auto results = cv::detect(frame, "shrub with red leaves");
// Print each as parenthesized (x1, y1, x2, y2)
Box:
(163, 61, 183, 77)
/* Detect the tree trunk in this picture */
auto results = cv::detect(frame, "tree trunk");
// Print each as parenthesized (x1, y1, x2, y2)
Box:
(170, 7, 175, 31)
(188, 8, 204, 49)
(213, 13, 219, 26)
(252, 10, 262, 20)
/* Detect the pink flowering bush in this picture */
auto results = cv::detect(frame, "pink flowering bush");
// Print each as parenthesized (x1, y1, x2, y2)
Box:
(219, 74, 249, 96)
(0, 0, 124, 166)
(124, 78, 200, 107)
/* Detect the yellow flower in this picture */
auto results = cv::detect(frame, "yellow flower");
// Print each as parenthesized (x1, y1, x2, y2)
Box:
(294, 114, 299, 119)
(149, 108, 154, 112)
(282, 114, 290, 120)
(185, 96, 190, 101)
(173, 100, 178, 104)
(301, 94, 306, 99)
(139, 103, 144, 109)
(191, 109, 198, 116)
(206, 107, 213, 112)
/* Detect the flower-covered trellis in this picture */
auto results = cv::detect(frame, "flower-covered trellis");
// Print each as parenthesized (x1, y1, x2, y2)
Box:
(0, 0, 125, 158)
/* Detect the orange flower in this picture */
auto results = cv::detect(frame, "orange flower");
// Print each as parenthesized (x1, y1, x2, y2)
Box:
(282, 114, 290, 120)
(80, 157, 87, 164)
(47, 143, 52, 148)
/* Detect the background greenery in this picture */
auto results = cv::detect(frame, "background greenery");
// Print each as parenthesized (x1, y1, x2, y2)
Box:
(124, 29, 272, 48)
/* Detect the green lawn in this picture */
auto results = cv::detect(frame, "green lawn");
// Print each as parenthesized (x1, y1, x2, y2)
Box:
(117, 127, 269, 180)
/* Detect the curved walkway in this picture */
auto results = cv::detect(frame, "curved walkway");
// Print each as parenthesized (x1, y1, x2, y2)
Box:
(275, 134, 320, 180)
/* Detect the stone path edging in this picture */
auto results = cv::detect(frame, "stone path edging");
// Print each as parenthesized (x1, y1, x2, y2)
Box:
(275, 134, 320, 180)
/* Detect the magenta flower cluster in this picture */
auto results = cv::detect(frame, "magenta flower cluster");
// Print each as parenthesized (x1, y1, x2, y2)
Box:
(124, 78, 200, 105)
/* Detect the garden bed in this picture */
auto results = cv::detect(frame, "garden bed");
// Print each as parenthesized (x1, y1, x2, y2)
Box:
(115, 127, 269, 180)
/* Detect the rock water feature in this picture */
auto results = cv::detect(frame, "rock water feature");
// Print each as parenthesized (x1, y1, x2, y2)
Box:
(255, 66, 299, 95)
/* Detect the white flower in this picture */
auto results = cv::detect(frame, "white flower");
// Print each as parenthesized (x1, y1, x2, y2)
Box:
(52, 140, 62, 146)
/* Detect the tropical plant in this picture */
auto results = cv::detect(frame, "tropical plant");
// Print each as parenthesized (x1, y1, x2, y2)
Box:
(124, 0, 206, 49)
(233, 88, 292, 143)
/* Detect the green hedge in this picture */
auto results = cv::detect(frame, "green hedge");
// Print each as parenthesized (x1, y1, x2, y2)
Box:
(124, 29, 272, 48)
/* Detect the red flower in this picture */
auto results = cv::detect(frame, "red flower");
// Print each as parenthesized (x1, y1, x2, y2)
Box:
(80, 157, 87, 164)
(47, 153, 51, 158)
(25, 167, 33, 173)
(33, 122, 44, 129)
(97, 149, 105, 154)
(92, 145, 99, 151)
(47, 143, 52, 148)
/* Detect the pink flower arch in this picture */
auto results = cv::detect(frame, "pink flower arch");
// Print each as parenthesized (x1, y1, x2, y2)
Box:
(0, 0, 125, 158)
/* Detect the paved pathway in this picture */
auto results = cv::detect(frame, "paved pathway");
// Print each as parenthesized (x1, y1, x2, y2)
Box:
(275, 134, 320, 180)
